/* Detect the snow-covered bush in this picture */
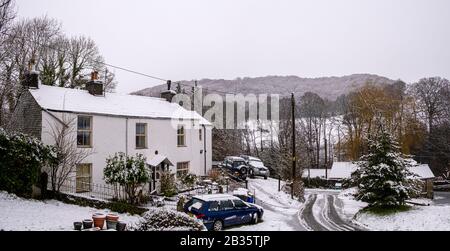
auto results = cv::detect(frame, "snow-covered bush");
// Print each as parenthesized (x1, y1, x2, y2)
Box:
(353, 130, 421, 207)
(130, 208, 206, 231)
(179, 173, 197, 189)
(0, 128, 58, 197)
(104, 152, 150, 204)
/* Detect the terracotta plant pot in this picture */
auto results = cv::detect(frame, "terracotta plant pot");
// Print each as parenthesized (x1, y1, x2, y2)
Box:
(106, 213, 119, 222)
(92, 213, 106, 229)
(74, 222, 82, 231)
(82, 219, 93, 229)
(116, 221, 127, 231)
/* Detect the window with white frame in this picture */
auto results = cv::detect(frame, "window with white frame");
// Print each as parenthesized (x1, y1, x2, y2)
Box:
(176, 162, 189, 178)
(76, 164, 92, 192)
(177, 125, 186, 147)
(77, 116, 92, 147)
(136, 123, 147, 149)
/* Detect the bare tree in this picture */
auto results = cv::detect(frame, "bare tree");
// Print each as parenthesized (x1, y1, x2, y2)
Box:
(67, 36, 104, 88)
(0, 0, 15, 44)
(410, 77, 450, 133)
(1, 16, 116, 125)
(48, 116, 92, 192)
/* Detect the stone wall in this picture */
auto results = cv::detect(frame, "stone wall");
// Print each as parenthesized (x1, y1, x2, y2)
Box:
(7, 90, 42, 139)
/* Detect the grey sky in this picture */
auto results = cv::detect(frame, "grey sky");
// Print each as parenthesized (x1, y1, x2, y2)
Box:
(17, 0, 450, 94)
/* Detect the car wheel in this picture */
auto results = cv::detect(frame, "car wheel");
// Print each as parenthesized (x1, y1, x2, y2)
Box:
(251, 213, 258, 224)
(264, 176, 268, 180)
(240, 167, 247, 175)
(213, 220, 223, 231)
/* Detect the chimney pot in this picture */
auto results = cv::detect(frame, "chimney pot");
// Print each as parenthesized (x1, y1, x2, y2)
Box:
(23, 58, 39, 89)
(91, 71, 99, 81)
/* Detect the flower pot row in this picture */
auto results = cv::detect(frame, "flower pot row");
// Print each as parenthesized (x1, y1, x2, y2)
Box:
(73, 213, 126, 231)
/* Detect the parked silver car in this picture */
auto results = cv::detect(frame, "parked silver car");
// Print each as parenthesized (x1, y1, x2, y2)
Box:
(240, 155, 270, 179)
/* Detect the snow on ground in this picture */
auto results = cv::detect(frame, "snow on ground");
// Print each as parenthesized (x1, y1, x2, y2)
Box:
(229, 177, 304, 231)
(337, 188, 368, 219)
(229, 205, 298, 231)
(338, 188, 450, 231)
(248, 177, 302, 208)
(0, 191, 142, 231)
(356, 205, 450, 231)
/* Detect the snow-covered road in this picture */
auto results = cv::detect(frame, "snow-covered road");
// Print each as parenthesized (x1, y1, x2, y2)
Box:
(230, 178, 360, 231)
(299, 191, 365, 231)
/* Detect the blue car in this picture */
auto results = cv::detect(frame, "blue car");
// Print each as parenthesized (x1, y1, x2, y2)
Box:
(184, 194, 264, 231)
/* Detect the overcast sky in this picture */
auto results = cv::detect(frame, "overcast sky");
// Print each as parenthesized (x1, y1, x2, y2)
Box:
(17, 0, 450, 94)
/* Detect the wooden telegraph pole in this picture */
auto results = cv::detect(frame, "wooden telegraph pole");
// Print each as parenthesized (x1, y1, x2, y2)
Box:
(291, 93, 296, 199)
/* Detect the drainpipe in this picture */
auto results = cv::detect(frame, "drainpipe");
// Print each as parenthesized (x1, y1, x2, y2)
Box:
(125, 118, 129, 155)
(203, 124, 207, 175)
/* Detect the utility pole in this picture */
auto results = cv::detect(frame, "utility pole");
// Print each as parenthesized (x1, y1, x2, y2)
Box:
(291, 93, 296, 199)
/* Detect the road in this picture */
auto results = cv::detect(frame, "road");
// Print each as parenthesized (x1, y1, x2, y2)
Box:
(232, 178, 364, 231)
(299, 190, 365, 231)
(434, 191, 450, 205)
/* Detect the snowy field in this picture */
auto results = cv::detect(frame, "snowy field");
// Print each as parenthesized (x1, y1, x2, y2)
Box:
(338, 188, 450, 231)
(0, 191, 142, 231)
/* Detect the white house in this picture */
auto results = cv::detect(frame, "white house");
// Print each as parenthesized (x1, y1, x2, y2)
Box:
(10, 71, 212, 194)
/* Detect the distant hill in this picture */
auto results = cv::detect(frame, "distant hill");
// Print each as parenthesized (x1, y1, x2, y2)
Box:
(133, 74, 396, 101)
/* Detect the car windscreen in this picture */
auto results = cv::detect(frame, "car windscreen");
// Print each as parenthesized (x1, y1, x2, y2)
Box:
(249, 160, 264, 168)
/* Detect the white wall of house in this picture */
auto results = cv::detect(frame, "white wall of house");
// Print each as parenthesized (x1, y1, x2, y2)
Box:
(40, 110, 212, 186)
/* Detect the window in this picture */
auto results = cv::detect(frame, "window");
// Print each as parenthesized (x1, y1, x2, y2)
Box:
(199, 129, 202, 141)
(219, 200, 234, 211)
(135, 123, 147, 149)
(176, 162, 189, 178)
(177, 125, 186, 146)
(233, 200, 248, 209)
(233, 161, 246, 168)
(77, 116, 92, 147)
(76, 164, 92, 192)
(208, 201, 219, 212)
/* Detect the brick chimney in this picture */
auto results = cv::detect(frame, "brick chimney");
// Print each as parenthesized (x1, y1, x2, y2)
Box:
(22, 58, 39, 89)
(160, 80, 176, 102)
(86, 71, 104, 96)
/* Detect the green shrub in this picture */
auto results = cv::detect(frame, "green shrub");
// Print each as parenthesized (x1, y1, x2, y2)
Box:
(362, 205, 411, 216)
(160, 171, 177, 197)
(0, 128, 58, 197)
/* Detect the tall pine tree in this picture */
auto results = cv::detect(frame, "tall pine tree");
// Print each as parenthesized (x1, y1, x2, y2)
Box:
(354, 129, 420, 207)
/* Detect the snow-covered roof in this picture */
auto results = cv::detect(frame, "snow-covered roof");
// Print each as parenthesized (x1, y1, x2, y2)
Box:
(29, 85, 211, 125)
(233, 188, 250, 196)
(193, 194, 241, 202)
(302, 169, 328, 178)
(329, 162, 435, 180)
(409, 164, 435, 179)
(329, 162, 359, 180)
(147, 155, 173, 167)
